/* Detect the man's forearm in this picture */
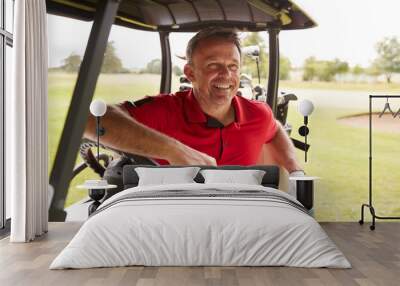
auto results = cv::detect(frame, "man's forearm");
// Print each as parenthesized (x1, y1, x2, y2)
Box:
(84, 105, 180, 161)
(265, 122, 303, 173)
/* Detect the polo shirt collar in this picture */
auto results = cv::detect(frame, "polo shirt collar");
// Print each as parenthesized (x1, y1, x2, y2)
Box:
(232, 95, 247, 125)
(183, 89, 249, 125)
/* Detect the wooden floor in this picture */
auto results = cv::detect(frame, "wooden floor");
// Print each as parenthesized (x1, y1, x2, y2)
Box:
(1, 222, 399, 286)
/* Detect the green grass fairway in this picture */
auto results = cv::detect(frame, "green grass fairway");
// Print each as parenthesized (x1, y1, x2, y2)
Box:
(49, 72, 400, 221)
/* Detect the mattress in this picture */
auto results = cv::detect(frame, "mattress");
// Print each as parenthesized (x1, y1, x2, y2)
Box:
(50, 183, 351, 269)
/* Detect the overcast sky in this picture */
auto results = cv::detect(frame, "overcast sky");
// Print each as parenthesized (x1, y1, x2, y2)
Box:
(48, 0, 400, 69)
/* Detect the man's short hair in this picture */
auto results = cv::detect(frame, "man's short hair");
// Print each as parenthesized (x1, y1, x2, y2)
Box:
(186, 27, 241, 65)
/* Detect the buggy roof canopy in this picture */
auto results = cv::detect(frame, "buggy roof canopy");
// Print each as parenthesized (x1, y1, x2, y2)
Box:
(47, 0, 316, 32)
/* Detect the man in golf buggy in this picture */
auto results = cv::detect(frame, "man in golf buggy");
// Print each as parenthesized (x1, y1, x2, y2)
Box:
(84, 27, 303, 175)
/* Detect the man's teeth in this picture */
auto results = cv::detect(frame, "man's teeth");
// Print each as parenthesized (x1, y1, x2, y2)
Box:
(214, 84, 231, 89)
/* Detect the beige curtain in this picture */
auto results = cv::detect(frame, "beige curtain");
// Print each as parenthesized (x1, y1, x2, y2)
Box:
(7, 0, 48, 242)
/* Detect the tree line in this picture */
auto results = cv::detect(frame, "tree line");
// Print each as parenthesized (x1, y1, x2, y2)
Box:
(61, 41, 130, 74)
(58, 35, 400, 84)
(241, 33, 400, 84)
(302, 36, 400, 83)
(59, 41, 182, 76)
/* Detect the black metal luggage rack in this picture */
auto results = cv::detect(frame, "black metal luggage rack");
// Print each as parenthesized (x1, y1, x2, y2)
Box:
(359, 95, 400, 230)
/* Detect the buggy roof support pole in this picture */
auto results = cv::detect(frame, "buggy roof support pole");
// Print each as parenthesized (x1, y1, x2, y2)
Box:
(159, 31, 172, 93)
(49, 0, 121, 221)
(266, 28, 280, 114)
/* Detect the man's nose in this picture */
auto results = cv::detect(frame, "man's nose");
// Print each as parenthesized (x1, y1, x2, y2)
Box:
(218, 65, 230, 76)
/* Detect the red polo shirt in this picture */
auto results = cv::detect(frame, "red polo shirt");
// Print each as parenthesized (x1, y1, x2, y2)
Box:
(122, 89, 277, 166)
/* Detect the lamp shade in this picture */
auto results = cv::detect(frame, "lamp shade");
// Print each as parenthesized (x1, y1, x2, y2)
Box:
(90, 99, 107, 117)
(298, 99, 314, 116)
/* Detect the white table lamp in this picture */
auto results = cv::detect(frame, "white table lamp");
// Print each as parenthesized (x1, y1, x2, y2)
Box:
(89, 99, 107, 160)
(298, 99, 314, 162)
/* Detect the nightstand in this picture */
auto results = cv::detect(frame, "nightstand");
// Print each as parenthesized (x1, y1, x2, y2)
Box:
(288, 176, 319, 211)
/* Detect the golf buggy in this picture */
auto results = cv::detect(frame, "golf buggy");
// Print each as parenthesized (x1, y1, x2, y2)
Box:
(46, 0, 316, 221)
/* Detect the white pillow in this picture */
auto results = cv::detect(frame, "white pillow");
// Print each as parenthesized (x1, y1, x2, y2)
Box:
(200, 169, 266, 185)
(135, 167, 200, 186)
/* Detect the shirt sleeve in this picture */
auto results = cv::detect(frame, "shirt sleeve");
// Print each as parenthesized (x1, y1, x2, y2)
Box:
(264, 104, 278, 144)
(120, 95, 171, 133)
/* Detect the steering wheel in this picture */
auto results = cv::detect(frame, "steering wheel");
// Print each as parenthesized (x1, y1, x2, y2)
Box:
(79, 138, 159, 177)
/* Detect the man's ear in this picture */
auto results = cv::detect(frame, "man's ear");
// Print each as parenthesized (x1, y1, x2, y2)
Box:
(184, 64, 195, 82)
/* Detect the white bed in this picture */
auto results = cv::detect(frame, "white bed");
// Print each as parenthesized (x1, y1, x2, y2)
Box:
(50, 183, 351, 269)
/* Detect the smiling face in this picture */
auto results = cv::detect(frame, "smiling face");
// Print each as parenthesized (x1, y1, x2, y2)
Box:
(184, 37, 241, 110)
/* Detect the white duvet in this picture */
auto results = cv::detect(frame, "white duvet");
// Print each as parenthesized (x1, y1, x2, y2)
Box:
(50, 183, 351, 269)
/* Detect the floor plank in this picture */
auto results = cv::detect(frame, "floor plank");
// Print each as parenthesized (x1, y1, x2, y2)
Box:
(0, 222, 399, 286)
